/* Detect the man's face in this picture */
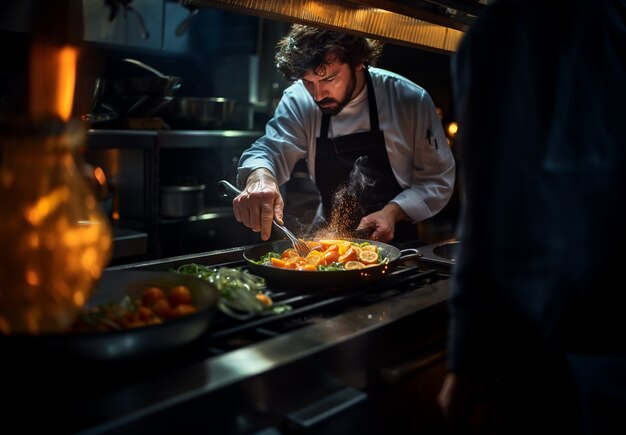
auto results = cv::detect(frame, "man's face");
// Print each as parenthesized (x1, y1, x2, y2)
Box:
(301, 57, 357, 116)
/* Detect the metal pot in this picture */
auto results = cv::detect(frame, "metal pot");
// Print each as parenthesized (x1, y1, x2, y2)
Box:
(160, 183, 206, 218)
(107, 58, 182, 97)
(89, 58, 182, 118)
(161, 97, 236, 129)
(243, 238, 422, 290)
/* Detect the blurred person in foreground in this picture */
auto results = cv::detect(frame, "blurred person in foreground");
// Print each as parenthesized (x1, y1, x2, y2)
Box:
(233, 24, 455, 245)
(438, 0, 626, 434)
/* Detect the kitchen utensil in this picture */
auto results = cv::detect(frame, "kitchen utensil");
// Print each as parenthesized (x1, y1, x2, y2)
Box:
(106, 76, 182, 97)
(100, 95, 174, 117)
(105, 0, 150, 39)
(161, 183, 206, 218)
(92, 58, 182, 103)
(175, 6, 199, 37)
(243, 238, 422, 289)
(120, 57, 168, 78)
(272, 221, 311, 257)
(217, 180, 311, 257)
(161, 97, 236, 129)
(0, 270, 220, 361)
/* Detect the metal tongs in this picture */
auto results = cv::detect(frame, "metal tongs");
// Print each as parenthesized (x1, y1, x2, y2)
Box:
(218, 180, 311, 257)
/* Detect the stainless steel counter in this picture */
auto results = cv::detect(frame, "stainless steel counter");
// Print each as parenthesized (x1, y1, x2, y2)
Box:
(110, 226, 148, 263)
(6, 242, 453, 434)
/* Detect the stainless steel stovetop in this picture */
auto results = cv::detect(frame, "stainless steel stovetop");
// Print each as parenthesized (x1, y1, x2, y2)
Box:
(7, 240, 456, 435)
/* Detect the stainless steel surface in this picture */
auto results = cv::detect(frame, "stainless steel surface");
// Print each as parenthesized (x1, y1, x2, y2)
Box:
(85, 131, 158, 222)
(157, 129, 263, 148)
(181, 0, 488, 52)
(111, 227, 148, 261)
(160, 183, 206, 218)
(11, 242, 451, 433)
(94, 279, 448, 413)
(162, 97, 236, 129)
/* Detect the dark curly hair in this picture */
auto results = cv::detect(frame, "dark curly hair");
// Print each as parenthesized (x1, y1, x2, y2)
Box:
(275, 25, 384, 81)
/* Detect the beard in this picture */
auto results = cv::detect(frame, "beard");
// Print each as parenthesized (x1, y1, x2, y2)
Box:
(316, 67, 357, 116)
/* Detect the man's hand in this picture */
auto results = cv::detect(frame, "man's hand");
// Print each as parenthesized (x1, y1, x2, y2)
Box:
(356, 202, 408, 243)
(438, 373, 502, 434)
(233, 168, 284, 241)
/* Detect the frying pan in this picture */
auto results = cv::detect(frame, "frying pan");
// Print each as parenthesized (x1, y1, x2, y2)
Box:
(0, 270, 219, 361)
(244, 238, 422, 289)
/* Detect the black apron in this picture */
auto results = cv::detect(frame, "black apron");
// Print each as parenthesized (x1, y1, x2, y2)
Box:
(314, 68, 418, 244)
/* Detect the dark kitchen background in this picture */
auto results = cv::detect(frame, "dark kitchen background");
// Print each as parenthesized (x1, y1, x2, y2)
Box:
(0, 2, 484, 434)
(0, 0, 460, 265)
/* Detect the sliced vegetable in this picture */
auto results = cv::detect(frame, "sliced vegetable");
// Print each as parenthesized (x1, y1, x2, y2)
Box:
(344, 260, 365, 270)
(257, 239, 386, 272)
(173, 263, 291, 320)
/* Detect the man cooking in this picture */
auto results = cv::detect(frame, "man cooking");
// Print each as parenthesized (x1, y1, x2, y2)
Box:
(233, 24, 455, 245)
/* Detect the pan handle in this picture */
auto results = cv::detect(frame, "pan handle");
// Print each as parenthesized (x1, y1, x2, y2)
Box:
(218, 179, 242, 199)
(399, 248, 423, 261)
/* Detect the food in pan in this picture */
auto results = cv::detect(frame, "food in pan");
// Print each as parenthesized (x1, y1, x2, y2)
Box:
(254, 239, 387, 271)
(70, 284, 198, 332)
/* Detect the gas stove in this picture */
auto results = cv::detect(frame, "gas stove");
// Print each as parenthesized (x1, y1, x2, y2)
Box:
(7, 240, 454, 435)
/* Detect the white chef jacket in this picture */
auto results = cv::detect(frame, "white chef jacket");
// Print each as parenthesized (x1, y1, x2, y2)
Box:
(237, 67, 456, 223)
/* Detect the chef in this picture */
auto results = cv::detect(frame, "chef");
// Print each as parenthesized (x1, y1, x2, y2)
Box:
(233, 24, 455, 245)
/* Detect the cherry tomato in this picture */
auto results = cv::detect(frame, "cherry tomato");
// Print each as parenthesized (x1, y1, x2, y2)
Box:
(141, 286, 165, 307)
(152, 298, 173, 319)
(168, 285, 192, 307)
(138, 305, 154, 321)
(169, 304, 197, 318)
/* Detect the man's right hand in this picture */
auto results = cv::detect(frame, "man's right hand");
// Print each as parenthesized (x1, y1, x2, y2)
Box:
(233, 168, 284, 241)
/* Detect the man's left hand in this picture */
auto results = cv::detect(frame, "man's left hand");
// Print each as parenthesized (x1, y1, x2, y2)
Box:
(357, 203, 408, 243)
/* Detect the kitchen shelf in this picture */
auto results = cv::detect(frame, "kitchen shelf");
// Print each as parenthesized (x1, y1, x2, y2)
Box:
(158, 206, 234, 224)
(158, 129, 263, 148)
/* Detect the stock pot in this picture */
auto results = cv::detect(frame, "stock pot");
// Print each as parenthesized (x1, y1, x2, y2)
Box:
(160, 183, 206, 218)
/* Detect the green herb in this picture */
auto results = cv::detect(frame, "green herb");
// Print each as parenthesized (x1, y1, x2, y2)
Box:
(173, 263, 291, 319)
(253, 252, 281, 265)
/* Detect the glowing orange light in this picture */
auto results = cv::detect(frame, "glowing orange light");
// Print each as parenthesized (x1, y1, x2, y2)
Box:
(447, 122, 459, 137)
(29, 43, 78, 121)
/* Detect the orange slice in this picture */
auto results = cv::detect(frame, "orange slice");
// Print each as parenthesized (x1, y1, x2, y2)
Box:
(344, 260, 365, 270)
(358, 250, 379, 264)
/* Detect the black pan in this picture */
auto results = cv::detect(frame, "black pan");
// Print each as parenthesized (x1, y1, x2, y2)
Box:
(0, 270, 219, 361)
(244, 238, 422, 289)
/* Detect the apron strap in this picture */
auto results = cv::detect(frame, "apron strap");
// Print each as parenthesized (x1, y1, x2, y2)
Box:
(364, 68, 380, 132)
(320, 113, 331, 138)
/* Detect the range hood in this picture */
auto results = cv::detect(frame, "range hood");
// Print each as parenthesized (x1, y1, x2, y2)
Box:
(181, 0, 487, 53)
